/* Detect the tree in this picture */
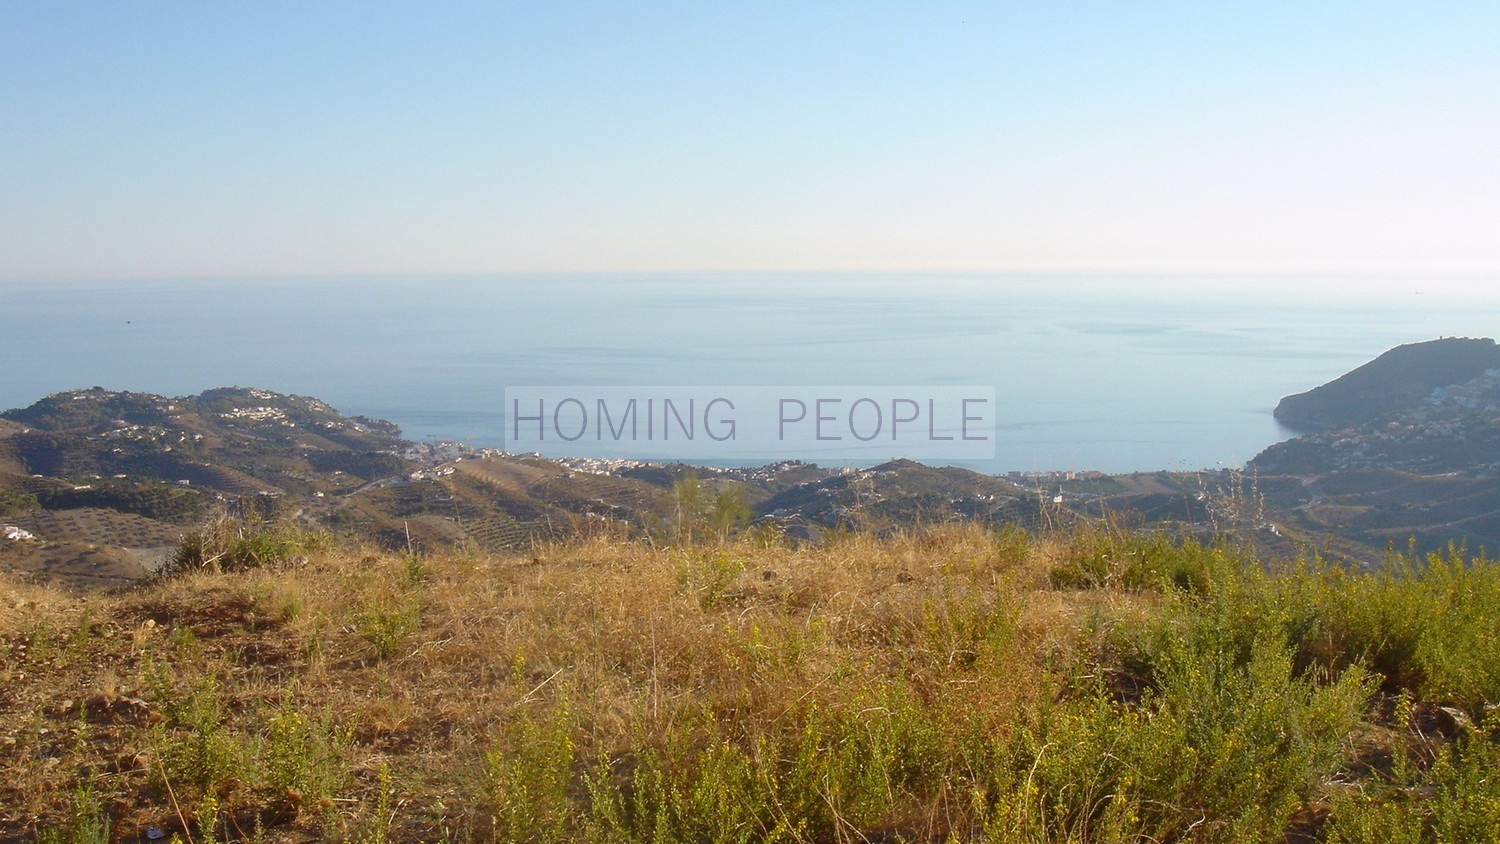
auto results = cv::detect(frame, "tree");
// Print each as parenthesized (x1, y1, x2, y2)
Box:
(0, 487, 39, 517)
(672, 471, 703, 541)
(706, 486, 750, 539)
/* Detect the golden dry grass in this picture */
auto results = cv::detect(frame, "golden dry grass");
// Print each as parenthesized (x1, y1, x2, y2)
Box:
(0, 525, 1104, 841)
(2, 523, 1497, 843)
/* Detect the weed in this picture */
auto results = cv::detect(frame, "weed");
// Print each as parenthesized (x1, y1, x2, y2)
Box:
(195, 792, 221, 844)
(144, 665, 247, 795)
(674, 550, 744, 610)
(354, 762, 395, 844)
(261, 693, 348, 808)
(165, 515, 332, 575)
(401, 551, 426, 588)
(35, 778, 109, 844)
(356, 597, 421, 660)
(484, 697, 576, 842)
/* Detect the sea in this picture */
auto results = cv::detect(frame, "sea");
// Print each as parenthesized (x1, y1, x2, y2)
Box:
(3, 273, 1497, 475)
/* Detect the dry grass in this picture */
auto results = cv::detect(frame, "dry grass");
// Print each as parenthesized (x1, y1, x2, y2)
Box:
(2, 523, 1497, 842)
(0, 525, 1071, 840)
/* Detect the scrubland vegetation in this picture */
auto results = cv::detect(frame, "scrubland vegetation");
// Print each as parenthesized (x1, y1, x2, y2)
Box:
(2, 517, 1499, 842)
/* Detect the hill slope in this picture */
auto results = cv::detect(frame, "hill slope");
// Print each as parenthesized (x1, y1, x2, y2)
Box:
(2, 528, 1497, 841)
(1273, 337, 1500, 431)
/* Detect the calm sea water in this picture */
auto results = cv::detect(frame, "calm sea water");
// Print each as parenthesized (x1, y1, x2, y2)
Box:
(3, 274, 1497, 474)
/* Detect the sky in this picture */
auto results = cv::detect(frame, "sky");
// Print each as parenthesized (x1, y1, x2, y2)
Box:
(2, 1, 1498, 283)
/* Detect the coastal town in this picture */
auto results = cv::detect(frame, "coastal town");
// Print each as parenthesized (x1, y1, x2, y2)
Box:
(8, 339, 1500, 588)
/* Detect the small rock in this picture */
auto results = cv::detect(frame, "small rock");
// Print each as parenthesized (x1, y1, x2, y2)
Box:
(1414, 702, 1473, 738)
(1439, 705, 1474, 732)
(85, 693, 154, 725)
(113, 749, 149, 772)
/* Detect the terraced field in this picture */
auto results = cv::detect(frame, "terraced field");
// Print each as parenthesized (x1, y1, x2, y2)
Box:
(537, 472, 660, 509)
(457, 458, 664, 517)
(0, 540, 148, 589)
(10, 507, 183, 549)
(454, 457, 559, 493)
(0, 472, 71, 496)
(457, 512, 536, 550)
(177, 463, 279, 495)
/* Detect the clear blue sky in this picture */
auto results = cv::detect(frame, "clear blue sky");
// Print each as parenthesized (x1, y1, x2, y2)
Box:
(3, 1, 1497, 281)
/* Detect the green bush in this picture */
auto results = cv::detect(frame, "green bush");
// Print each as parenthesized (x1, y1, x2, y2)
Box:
(1273, 548, 1500, 709)
(1048, 526, 1236, 595)
(355, 597, 421, 660)
(486, 697, 577, 843)
(164, 515, 332, 575)
(1328, 708, 1500, 844)
(35, 779, 110, 844)
(144, 668, 249, 795)
(260, 694, 348, 806)
(0, 486, 39, 517)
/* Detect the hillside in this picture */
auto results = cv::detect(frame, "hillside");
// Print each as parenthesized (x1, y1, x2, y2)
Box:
(1273, 337, 1500, 432)
(0, 388, 1054, 588)
(0, 387, 406, 489)
(1235, 339, 1500, 561)
(0, 388, 419, 588)
(2, 526, 1498, 842)
(8, 372, 1500, 589)
(1254, 361, 1500, 478)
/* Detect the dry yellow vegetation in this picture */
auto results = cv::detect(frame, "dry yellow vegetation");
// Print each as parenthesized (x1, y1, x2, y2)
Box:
(2, 523, 1498, 842)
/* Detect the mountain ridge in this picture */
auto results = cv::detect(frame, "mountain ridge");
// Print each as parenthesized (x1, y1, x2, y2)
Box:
(10, 339, 1500, 591)
(1273, 337, 1500, 432)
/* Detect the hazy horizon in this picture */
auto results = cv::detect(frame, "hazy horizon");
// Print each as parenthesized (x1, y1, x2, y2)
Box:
(3, 270, 1500, 302)
(6, 274, 1498, 473)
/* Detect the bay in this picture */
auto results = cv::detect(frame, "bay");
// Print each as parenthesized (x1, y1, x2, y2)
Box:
(2, 273, 1496, 474)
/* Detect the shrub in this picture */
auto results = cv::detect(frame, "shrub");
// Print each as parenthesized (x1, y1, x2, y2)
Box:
(486, 697, 577, 842)
(164, 515, 332, 575)
(1328, 708, 1500, 844)
(261, 695, 348, 808)
(356, 596, 421, 660)
(1277, 547, 1500, 708)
